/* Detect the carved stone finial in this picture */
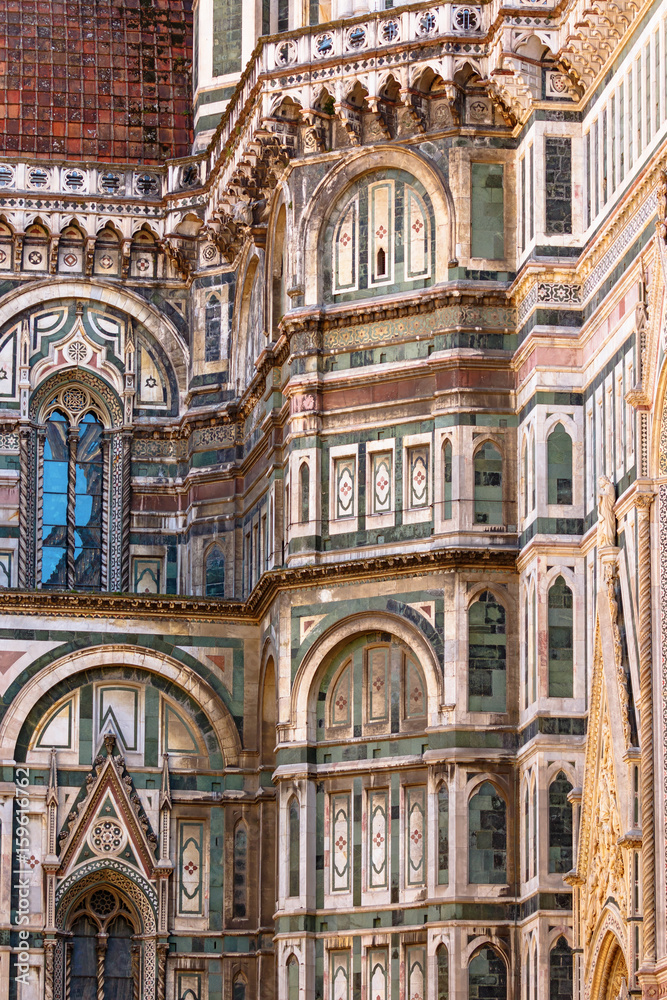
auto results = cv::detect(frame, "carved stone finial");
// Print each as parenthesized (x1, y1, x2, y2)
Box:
(160, 753, 172, 812)
(103, 732, 116, 755)
(46, 747, 58, 807)
(597, 475, 616, 548)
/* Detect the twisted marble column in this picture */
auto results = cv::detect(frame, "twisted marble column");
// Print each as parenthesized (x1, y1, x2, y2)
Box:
(636, 492, 655, 965)
(44, 941, 55, 1000)
(131, 942, 140, 1000)
(96, 936, 107, 1000)
(156, 942, 168, 1000)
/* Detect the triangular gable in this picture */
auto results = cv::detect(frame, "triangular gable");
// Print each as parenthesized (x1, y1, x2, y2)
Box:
(574, 616, 630, 956)
(57, 737, 158, 879)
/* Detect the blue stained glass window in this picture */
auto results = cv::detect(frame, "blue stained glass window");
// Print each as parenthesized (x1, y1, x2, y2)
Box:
(41, 411, 104, 591)
(42, 412, 68, 588)
(74, 414, 103, 590)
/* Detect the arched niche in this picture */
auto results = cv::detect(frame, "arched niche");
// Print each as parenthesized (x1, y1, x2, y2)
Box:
(300, 146, 455, 305)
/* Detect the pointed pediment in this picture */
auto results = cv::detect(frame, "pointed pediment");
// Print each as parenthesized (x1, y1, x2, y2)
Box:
(57, 738, 158, 879)
(575, 617, 629, 954)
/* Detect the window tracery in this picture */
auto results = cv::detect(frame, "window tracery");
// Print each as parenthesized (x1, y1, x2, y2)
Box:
(42, 408, 104, 590)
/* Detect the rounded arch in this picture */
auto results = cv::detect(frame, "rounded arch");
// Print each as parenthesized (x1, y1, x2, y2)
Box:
(300, 145, 455, 303)
(0, 279, 188, 394)
(288, 611, 443, 739)
(1, 644, 242, 766)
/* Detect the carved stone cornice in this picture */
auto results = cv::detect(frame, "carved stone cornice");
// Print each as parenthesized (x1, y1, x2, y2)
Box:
(0, 545, 517, 623)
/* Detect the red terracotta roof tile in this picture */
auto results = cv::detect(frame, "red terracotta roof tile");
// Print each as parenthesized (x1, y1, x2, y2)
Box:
(0, 0, 193, 163)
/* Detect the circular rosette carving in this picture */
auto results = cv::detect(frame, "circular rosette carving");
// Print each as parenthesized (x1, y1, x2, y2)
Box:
(89, 818, 127, 857)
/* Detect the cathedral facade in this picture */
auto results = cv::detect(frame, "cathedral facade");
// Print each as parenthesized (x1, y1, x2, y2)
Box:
(0, 1, 663, 999)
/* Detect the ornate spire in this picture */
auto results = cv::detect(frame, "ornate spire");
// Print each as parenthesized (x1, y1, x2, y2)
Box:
(46, 746, 58, 807)
(160, 753, 171, 812)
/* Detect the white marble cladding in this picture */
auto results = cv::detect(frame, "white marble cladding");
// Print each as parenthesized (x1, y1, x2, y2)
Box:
(0, 161, 206, 200)
(271, 5, 484, 70)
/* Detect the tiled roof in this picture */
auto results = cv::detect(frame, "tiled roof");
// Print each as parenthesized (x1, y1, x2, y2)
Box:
(0, 0, 193, 164)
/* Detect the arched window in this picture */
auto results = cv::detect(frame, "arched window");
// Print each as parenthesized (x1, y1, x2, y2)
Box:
(468, 591, 506, 713)
(523, 591, 529, 708)
(468, 782, 506, 884)
(288, 797, 300, 897)
(530, 430, 536, 511)
(474, 442, 502, 525)
(42, 410, 103, 591)
(233, 821, 247, 917)
(548, 577, 573, 697)
(443, 440, 452, 520)
(205, 292, 221, 362)
(525, 950, 531, 1000)
(522, 438, 529, 519)
(299, 462, 310, 523)
(326, 170, 434, 302)
(524, 783, 530, 881)
(469, 946, 507, 1000)
(272, 205, 287, 337)
(438, 783, 449, 884)
(548, 772, 573, 873)
(532, 781, 538, 878)
(233, 975, 247, 1000)
(437, 945, 449, 1000)
(549, 937, 573, 1000)
(287, 955, 299, 1000)
(205, 546, 225, 597)
(547, 424, 573, 505)
(530, 585, 537, 703)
